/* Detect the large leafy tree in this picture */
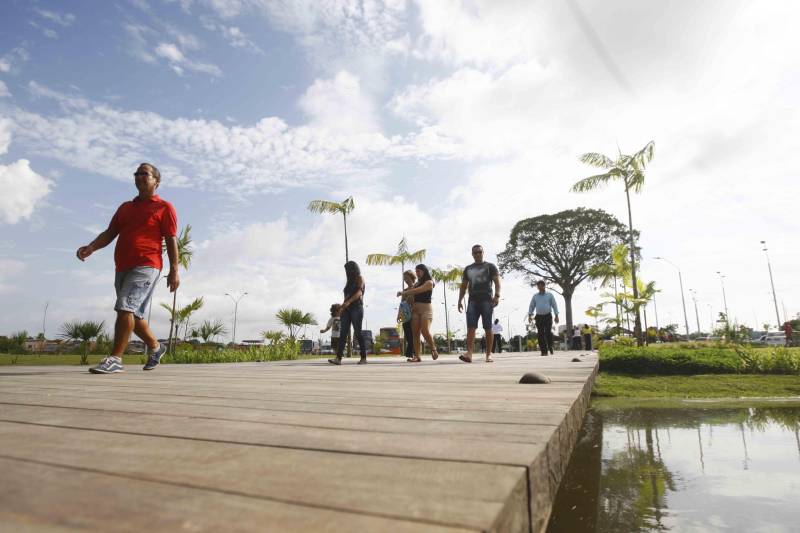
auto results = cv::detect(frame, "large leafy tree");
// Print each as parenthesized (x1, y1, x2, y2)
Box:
(431, 266, 463, 353)
(307, 197, 355, 261)
(498, 208, 629, 338)
(276, 308, 317, 339)
(366, 237, 426, 291)
(572, 141, 655, 345)
(60, 320, 105, 365)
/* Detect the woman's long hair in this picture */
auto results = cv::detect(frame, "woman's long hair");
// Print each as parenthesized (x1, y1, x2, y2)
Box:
(344, 260, 361, 294)
(414, 263, 432, 287)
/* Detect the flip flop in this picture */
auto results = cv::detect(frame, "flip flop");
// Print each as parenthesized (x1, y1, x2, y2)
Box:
(459, 355, 472, 363)
(485, 357, 494, 363)
(407, 357, 421, 363)
(432, 351, 439, 361)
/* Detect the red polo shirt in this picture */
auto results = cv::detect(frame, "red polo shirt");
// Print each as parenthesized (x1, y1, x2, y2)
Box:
(109, 195, 177, 272)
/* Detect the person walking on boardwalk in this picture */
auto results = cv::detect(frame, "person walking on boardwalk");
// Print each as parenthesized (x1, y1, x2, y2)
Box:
(76, 163, 178, 374)
(329, 261, 368, 365)
(581, 324, 593, 351)
(397, 264, 439, 362)
(528, 280, 559, 356)
(457, 244, 501, 363)
(320, 304, 342, 354)
(397, 270, 416, 361)
(492, 318, 504, 353)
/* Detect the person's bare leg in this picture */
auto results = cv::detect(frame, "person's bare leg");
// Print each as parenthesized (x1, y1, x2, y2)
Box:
(411, 315, 422, 361)
(465, 327, 476, 361)
(134, 318, 159, 351)
(420, 319, 437, 359)
(484, 329, 494, 361)
(111, 311, 135, 358)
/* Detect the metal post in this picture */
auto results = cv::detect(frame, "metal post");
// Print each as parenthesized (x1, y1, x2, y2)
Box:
(760, 241, 782, 327)
(654, 257, 690, 340)
(226, 292, 248, 345)
(42, 301, 49, 339)
(690, 289, 701, 334)
(652, 292, 660, 330)
(716, 271, 729, 322)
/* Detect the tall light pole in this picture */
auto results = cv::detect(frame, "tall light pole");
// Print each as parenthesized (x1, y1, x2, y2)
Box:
(652, 291, 660, 330)
(654, 257, 690, 339)
(715, 271, 729, 323)
(42, 301, 49, 339)
(225, 292, 248, 345)
(760, 241, 782, 327)
(689, 289, 701, 334)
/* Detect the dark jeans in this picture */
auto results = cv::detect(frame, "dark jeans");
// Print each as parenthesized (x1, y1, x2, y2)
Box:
(535, 313, 554, 355)
(492, 336, 503, 353)
(402, 320, 414, 357)
(583, 334, 592, 350)
(337, 305, 366, 358)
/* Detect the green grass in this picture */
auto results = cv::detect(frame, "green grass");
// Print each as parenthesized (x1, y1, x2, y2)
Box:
(0, 354, 137, 366)
(594, 373, 800, 398)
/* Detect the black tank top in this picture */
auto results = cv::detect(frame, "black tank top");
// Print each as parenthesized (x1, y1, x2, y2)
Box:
(344, 277, 365, 307)
(414, 281, 432, 304)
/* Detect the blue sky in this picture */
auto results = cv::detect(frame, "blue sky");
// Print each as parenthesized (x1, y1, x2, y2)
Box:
(1, 0, 799, 343)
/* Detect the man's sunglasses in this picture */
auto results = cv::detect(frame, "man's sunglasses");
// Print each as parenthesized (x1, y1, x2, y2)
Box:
(134, 171, 154, 178)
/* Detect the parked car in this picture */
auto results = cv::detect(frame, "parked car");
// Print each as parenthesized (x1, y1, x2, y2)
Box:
(759, 333, 786, 346)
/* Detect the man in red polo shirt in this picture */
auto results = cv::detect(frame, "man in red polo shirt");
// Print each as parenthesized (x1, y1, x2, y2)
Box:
(76, 162, 180, 374)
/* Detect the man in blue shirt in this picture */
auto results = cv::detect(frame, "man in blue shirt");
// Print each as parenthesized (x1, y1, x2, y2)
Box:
(528, 280, 559, 356)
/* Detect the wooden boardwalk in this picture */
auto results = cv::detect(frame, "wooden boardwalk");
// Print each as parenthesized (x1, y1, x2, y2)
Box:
(0, 351, 597, 533)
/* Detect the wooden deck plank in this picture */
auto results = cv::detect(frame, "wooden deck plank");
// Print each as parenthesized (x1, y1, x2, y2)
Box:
(0, 352, 597, 533)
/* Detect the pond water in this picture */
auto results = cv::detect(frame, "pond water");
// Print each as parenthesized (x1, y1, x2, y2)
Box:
(547, 399, 800, 533)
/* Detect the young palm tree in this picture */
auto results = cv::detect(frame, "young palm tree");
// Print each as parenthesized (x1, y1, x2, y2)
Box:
(275, 308, 317, 339)
(261, 330, 285, 345)
(307, 197, 355, 261)
(161, 297, 204, 346)
(572, 141, 655, 345)
(162, 225, 194, 355)
(196, 319, 228, 343)
(588, 243, 631, 332)
(432, 266, 463, 353)
(366, 237, 426, 292)
(59, 320, 106, 365)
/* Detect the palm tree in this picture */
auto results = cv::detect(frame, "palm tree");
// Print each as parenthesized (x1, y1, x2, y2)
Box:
(307, 197, 355, 261)
(432, 266, 463, 353)
(162, 225, 194, 355)
(276, 308, 317, 339)
(261, 330, 285, 344)
(572, 141, 655, 345)
(588, 243, 631, 331)
(60, 320, 105, 365)
(366, 237, 427, 292)
(196, 319, 228, 343)
(161, 297, 204, 345)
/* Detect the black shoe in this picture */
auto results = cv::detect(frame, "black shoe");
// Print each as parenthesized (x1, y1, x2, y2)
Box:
(328, 357, 342, 365)
(357, 357, 367, 365)
(540, 352, 548, 357)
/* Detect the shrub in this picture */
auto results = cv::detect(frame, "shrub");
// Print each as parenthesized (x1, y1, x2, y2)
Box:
(167, 339, 301, 364)
(599, 344, 800, 375)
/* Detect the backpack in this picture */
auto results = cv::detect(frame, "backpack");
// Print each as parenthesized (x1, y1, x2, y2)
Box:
(399, 301, 412, 323)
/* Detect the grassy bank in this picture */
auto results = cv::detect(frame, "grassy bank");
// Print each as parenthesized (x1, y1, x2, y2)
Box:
(594, 373, 800, 399)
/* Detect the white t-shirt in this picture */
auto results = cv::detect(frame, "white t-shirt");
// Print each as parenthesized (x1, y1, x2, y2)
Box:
(492, 322, 503, 335)
(325, 316, 341, 338)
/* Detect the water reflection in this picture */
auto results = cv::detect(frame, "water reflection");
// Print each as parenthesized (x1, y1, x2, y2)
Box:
(548, 402, 800, 532)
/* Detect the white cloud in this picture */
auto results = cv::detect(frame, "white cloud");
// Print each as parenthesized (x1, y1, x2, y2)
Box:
(0, 159, 52, 224)
(124, 24, 221, 77)
(0, 81, 9, 98)
(0, 47, 30, 74)
(34, 8, 76, 27)
(299, 71, 380, 134)
(0, 117, 11, 154)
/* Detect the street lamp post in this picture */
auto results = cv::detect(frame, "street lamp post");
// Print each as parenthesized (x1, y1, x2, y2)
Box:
(654, 257, 690, 339)
(652, 291, 660, 330)
(42, 301, 49, 339)
(690, 289, 701, 334)
(225, 291, 248, 345)
(715, 271, 729, 323)
(760, 241, 782, 327)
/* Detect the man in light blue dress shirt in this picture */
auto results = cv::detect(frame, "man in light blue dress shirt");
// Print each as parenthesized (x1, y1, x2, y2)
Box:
(528, 280, 559, 356)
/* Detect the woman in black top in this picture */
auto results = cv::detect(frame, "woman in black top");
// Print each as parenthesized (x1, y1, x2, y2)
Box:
(397, 263, 438, 362)
(329, 261, 367, 365)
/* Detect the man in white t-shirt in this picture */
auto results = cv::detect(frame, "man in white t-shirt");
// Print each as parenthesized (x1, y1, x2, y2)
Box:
(491, 318, 504, 353)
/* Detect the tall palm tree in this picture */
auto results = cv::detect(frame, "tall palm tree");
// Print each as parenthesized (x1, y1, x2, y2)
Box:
(196, 319, 228, 343)
(307, 197, 355, 261)
(60, 320, 105, 365)
(432, 266, 463, 353)
(162, 225, 194, 355)
(572, 141, 655, 345)
(366, 237, 427, 292)
(276, 308, 317, 339)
